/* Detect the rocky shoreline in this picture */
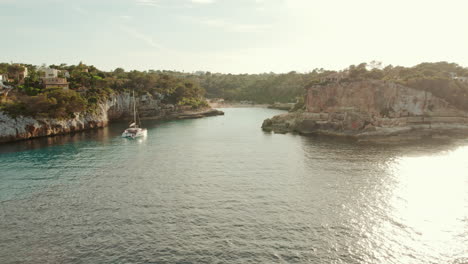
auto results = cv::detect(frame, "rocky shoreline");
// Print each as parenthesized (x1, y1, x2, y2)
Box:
(267, 102, 295, 111)
(0, 93, 224, 144)
(262, 80, 468, 143)
(116, 108, 224, 121)
(166, 108, 224, 120)
(262, 111, 468, 143)
(207, 100, 269, 108)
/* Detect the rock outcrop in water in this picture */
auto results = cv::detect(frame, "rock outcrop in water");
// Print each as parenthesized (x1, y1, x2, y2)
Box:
(267, 102, 295, 111)
(0, 93, 223, 143)
(262, 80, 468, 142)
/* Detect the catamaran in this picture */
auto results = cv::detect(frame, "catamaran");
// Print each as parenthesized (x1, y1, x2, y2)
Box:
(122, 91, 147, 139)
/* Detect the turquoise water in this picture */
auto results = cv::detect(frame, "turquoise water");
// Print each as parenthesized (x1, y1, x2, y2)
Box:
(0, 108, 467, 263)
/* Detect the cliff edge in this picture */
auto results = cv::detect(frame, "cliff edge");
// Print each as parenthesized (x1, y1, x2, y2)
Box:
(262, 80, 468, 143)
(0, 93, 223, 143)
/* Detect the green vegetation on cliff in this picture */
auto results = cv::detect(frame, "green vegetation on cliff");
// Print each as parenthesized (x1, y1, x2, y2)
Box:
(327, 61, 468, 111)
(0, 62, 208, 119)
(1, 89, 86, 119)
(177, 62, 468, 109)
(196, 71, 314, 104)
(2, 61, 467, 118)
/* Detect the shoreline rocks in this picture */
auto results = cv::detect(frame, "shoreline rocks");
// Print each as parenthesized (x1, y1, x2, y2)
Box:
(0, 93, 224, 144)
(169, 108, 224, 120)
(267, 102, 295, 111)
(261, 111, 468, 143)
(262, 80, 468, 143)
(0, 111, 109, 144)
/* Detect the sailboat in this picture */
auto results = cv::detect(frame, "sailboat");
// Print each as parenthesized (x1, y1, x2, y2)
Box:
(122, 90, 147, 138)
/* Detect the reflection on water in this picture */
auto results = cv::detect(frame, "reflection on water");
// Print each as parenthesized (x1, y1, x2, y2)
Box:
(0, 126, 113, 154)
(384, 147, 468, 263)
(298, 137, 468, 263)
(0, 108, 467, 264)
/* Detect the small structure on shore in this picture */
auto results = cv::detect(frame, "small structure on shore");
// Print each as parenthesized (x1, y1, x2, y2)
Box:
(38, 67, 69, 89)
(42, 77, 69, 89)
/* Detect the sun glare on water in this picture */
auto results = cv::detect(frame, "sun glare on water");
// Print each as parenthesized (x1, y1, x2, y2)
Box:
(382, 145, 468, 263)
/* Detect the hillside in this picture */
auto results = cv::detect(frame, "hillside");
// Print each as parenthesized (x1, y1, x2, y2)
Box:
(262, 79, 468, 143)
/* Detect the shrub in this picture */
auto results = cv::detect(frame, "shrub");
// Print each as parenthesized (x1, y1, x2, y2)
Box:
(177, 97, 209, 109)
(1, 89, 87, 119)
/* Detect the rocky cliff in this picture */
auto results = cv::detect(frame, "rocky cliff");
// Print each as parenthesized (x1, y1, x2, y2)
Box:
(0, 93, 223, 143)
(262, 80, 468, 143)
(0, 104, 109, 144)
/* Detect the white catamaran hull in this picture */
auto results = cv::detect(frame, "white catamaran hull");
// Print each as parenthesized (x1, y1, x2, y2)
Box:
(122, 128, 147, 139)
(122, 90, 147, 139)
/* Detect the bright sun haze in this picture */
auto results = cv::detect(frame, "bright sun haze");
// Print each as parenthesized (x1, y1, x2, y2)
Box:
(1, 0, 468, 73)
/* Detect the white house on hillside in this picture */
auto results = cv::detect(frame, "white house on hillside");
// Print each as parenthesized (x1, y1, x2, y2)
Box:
(42, 68, 60, 78)
(37, 67, 69, 90)
(37, 67, 70, 78)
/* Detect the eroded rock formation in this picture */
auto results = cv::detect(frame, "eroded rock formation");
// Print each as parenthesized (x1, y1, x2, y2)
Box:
(262, 80, 468, 142)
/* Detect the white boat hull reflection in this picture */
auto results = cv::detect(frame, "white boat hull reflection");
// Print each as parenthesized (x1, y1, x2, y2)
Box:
(121, 128, 147, 139)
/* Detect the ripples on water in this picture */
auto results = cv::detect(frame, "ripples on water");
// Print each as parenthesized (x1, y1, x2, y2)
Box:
(0, 108, 467, 263)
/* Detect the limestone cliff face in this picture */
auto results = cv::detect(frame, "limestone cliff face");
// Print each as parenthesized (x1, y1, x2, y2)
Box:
(262, 80, 468, 142)
(107, 92, 164, 120)
(0, 93, 137, 144)
(0, 103, 109, 144)
(0, 92, 222, 143)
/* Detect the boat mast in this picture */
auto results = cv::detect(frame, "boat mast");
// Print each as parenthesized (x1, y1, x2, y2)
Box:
(133, 90, 137, 128)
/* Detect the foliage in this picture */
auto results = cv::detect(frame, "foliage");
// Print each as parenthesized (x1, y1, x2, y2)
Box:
(177, 97, 209, 109)
(189, 61, 468, 110)
(2, 61, 468, 118)
(0, 62, 210, 118)
(1, 89, 86, 119)
(20, 66, 42, 95)
(341, 61, 468, 111)
(191, 71, 321, 104)
(291, 96, 305, 112)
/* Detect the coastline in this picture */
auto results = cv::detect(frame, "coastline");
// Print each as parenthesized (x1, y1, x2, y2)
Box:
(208, 101, 268, 109)
(262, 114, 468, 144)
(262, 80, 468, 143)
(208, 100, 294, 110)
(0, 107, 224, 144)
(139, 108, 224, 120)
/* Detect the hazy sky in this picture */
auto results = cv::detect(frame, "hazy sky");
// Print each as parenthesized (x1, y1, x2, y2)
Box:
(1, 0, 468, 73)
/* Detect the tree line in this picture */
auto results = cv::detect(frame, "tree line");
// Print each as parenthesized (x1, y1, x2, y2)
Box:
(1, 61, 468, 118)
(190, 61, 468, 110)
(0, 62, 208, 119)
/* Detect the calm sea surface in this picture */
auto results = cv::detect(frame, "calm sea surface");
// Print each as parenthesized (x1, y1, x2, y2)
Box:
(0, 108, 467, 264)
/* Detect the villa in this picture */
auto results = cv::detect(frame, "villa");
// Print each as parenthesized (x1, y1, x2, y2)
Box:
(38, 67, 70, 89)
(41, 68, 60, 78)
(42, 77, 69, 89)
